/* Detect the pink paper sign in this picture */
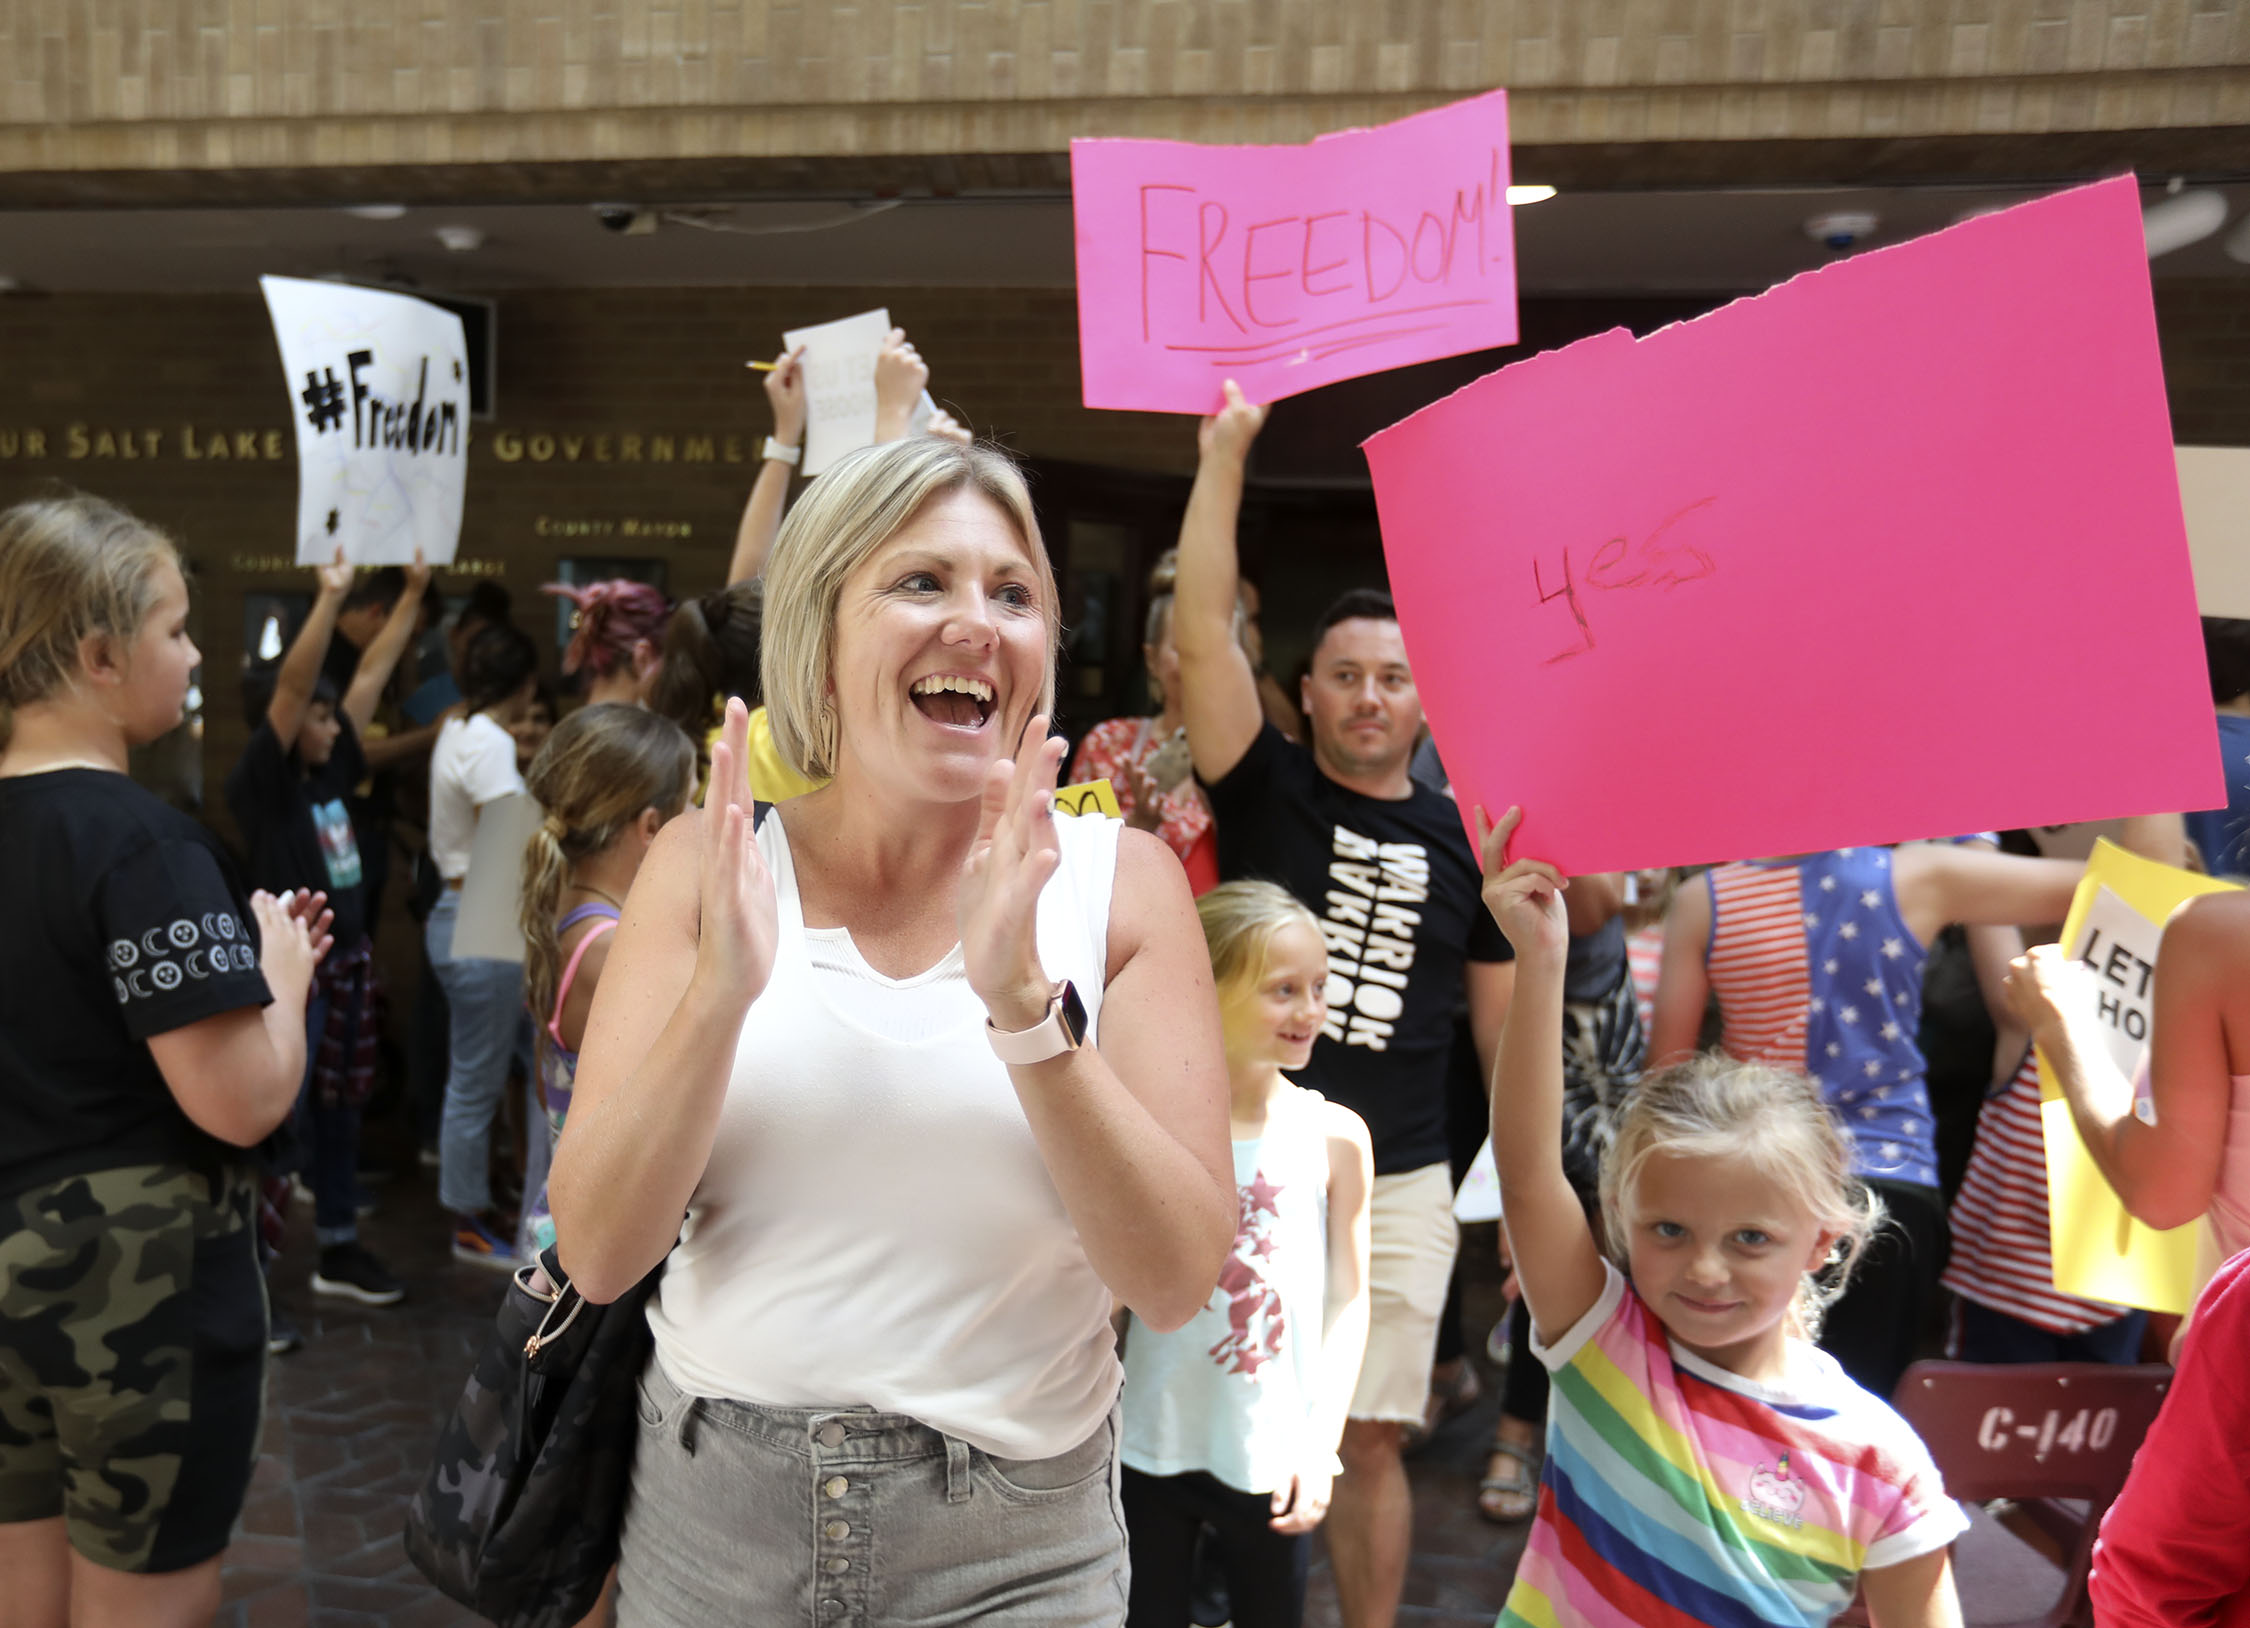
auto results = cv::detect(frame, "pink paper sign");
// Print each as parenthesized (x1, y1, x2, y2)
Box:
(1072, 91, 1518, 415)
(1362, 176, 2220, 876)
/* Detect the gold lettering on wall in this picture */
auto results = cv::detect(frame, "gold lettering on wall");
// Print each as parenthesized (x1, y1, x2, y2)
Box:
(532, 515, 695, 539)
(227, 553, 508, 577)
(3, 425, 744, 466)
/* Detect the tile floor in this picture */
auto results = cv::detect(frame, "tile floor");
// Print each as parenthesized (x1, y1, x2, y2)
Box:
(222, 1166, 2067, 1627)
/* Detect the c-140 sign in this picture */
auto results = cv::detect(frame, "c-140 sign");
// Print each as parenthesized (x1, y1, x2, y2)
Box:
(1071, 90, 1519, 415)
(261, 275, 470, 566)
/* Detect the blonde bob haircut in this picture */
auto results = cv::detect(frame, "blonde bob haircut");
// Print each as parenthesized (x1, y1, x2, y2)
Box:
(761, 437, 1059, 783)
(1197, 880, 1322, 998)
(1598, 1053, 1885, 1341)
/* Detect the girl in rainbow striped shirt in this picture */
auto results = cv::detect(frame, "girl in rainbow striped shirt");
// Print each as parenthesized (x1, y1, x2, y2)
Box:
(1476, 806, 1967, 1628)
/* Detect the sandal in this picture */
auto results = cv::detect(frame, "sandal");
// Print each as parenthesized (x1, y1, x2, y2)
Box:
(1401, 1361, 1483, 1453)
(1478, 1438, 1543, 1524)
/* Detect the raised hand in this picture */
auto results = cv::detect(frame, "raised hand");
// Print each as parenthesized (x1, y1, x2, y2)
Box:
(1474, 805, 1569, 964)
(315, 547, 355, 598)
(764, 345, 807, 448)
(873, 327, 930, 443)
(693, 698, 780, 1009)
(404, 546, 431, 599)
(923, 407, 972, 447)
(1197, 378, 1268, 468)
(960, 716, 1068, 1032)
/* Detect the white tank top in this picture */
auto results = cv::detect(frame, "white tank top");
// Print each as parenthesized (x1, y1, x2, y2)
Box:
(646, 807, 1123, 1459)
(1120, 1085, 1332, 1494)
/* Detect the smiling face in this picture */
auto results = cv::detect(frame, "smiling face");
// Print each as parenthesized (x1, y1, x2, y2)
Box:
(1301, 617, 1421, 783)
(1621, 1149, 1837, 1380)
(1219, 918, 1328, 1075)
(826, 485, 1052, 803)
(112, 561, 200, 745)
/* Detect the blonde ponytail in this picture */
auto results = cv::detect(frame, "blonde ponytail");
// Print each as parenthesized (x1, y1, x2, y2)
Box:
(517, 819, 574, 1047)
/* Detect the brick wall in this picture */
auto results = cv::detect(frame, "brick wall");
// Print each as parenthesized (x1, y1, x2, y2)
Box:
(2, 1, 2244, 184)
(2, 273, 2245, 810)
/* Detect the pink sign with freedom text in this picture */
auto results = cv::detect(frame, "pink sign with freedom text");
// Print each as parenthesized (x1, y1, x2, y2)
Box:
(1361, 176, 2219, 876)
(1072, 91, 1518, 415)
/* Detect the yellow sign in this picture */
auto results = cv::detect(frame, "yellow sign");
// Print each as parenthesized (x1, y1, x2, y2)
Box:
(1054, 779, 1123, 819)
(2039, 838, 2239, 1313)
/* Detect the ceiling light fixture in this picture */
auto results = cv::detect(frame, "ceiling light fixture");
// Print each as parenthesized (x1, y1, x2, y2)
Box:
(1506, 185, 1556, 206)
(343, 204, 408, 220)
(1804, 212, 1880, 250)
(434, 224, 486, 253)
(2225, 213, 2250, 266)
(2142, 189, 2229, 258)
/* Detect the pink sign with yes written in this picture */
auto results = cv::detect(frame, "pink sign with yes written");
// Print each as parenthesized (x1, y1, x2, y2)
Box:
(1361, 176, 2220, 876)
(1072, 91, 1518, 415)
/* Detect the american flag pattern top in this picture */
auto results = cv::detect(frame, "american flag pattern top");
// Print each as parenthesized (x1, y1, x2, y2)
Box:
(1705, 850, 1940, 1190)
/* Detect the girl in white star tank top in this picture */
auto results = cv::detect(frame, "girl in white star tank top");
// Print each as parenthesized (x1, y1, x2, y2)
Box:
(1119, 882, 1372, 1628)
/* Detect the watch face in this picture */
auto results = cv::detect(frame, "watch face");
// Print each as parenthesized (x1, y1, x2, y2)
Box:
(1058, 980, 1089, 1047)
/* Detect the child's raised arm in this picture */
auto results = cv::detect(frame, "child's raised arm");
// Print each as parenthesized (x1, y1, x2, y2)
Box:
(1476, 806, 1609, 1345)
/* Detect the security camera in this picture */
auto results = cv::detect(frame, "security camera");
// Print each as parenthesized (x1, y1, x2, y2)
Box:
(1803, 212, 1879, 251)
(591, 204, 658, 236)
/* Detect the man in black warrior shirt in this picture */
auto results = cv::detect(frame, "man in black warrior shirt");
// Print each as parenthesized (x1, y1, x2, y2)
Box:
(1174, 381, 1515, 1628)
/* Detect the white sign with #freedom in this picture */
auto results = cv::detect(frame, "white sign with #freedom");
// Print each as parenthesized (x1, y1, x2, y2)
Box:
(262, 276, 470, 565)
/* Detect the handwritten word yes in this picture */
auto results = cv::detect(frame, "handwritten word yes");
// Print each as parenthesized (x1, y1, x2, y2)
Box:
(1532, 497, 1720, 665)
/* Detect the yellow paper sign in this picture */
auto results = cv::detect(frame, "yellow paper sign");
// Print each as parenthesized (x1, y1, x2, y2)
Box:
(1054, 778, 1123, 819)
(2039, 838, 2238, 1313)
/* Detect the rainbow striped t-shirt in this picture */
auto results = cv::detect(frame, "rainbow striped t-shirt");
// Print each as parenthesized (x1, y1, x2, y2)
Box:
(1499, 1265, 1966, 1628)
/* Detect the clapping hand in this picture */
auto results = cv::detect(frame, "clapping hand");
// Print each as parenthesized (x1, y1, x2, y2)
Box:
(284, 886, 336, 964)
(1474, 805, 1568, 966)
(252, 887, 332, 1008)
(961, 716, 1068, 1034)
(694, 698, 780, 1009)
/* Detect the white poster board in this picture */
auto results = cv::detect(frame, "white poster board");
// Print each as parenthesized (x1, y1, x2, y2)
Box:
(782, 306, 936, 476)
(2179, 445, 2250, 619)
(1453, 1137, 1503, 1224)
(261, 275, 470, 565)
(449, 793, 543, 963)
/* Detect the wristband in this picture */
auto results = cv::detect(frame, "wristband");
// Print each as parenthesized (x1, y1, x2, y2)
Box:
(761, 437, 802, 467)
(986, 981, 1088, 1065)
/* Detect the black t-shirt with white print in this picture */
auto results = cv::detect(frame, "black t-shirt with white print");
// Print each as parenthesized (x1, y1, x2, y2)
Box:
(1205, 725, 1512, 1175)
(225, 715, 369, 950)
(0, 769, 272, 1200)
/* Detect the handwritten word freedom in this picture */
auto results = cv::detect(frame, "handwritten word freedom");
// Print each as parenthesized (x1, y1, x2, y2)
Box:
(1073, 90, 1518, 414)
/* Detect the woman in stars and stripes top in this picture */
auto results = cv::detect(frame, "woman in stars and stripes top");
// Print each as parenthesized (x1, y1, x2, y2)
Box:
(1648, 839, 2091, 1401)
(1476, 807, 1966, 1628)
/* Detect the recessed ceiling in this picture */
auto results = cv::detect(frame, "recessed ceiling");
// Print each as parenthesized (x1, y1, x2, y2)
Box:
(1, 179, 2244, 297)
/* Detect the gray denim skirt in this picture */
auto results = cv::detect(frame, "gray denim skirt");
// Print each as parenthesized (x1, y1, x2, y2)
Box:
(615, 1356, 1129, 1626)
